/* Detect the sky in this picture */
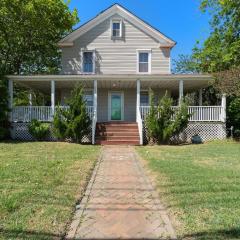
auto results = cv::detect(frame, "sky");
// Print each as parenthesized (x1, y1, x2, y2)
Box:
(68, 0, 211, 62)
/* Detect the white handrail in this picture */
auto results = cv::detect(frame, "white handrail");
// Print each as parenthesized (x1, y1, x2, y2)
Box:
(140, 106, 224, 122)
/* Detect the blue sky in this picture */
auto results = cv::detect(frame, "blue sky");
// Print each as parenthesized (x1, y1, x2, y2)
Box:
(69, 0, 211, 62)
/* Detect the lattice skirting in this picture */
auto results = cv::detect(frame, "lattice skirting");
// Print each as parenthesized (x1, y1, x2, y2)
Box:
(10, 123, 92, 143)
(143, 122, 226, 144)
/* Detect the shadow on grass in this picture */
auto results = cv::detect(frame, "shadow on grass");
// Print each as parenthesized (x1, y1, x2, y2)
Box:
(182, 227, 240, 239)
(0, 228, 61, 240)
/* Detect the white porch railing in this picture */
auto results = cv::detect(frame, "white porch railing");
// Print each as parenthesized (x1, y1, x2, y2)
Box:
(140, 106, 224, 122)
(11, 106, 94, 122)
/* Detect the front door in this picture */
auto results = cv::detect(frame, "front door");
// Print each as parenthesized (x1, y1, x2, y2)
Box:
(109, 92, 124, 121)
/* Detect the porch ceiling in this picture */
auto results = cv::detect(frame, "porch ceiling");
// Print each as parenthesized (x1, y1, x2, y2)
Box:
(7, 74, 212, 94)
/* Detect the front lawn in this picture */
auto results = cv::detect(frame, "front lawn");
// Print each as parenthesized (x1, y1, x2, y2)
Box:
(137, 140, 240, 240)
(0, 142, 100, 240)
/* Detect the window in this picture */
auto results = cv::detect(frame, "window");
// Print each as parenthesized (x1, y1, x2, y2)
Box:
(84, 91, 93, 106)
(82, 51, 95, 73)
(140, 91, 149, 106)
(138, 51, 151, 73)
(111, 19, 122, 38)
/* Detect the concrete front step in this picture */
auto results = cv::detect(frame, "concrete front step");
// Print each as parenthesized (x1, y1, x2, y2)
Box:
(96, 132, 139, 137)
(96, 136, 140, 141)
(95, 140, 140, 145)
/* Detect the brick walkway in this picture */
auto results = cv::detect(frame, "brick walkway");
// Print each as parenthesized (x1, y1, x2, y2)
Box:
(67, 146, 176, 240)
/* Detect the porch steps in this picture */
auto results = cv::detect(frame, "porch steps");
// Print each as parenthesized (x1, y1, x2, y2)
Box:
(95, 122, 140, 145)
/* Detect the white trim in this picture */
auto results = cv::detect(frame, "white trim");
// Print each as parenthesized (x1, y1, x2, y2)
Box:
(110, 18, 123, 38)
(58, 4, 176, 47)
(81, 49, 96, 74)
(108, 91, 124, 121)
(136, 49, 152, 74)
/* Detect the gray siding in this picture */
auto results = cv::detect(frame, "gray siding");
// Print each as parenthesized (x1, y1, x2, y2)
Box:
(61, 14, 170, 75)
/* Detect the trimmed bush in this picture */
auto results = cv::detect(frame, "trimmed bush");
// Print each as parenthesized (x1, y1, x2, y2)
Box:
(146, 91, 190, 144)
(28, 119, 50, 141)
(53, 84, 91, 143)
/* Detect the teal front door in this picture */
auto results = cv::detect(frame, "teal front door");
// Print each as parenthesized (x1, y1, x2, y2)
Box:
(110, 93, 122, 121)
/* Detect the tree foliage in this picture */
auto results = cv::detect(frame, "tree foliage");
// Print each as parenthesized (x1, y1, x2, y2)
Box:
(0, 0, 78, 139)
(145, 91, 190, 144)
(173, 54, 200, 74)
(193, 0, 240, 73)
(0, 0, 79, 75)
(53, 84, 91, 143)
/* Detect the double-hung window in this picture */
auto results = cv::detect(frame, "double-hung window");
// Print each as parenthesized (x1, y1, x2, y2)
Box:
(84, 91, 93, 107)
(82, 51, 95, 73)
(140, 91, 149, 106)
(111, 19, 122, 38)
(137, 50, 151, 73)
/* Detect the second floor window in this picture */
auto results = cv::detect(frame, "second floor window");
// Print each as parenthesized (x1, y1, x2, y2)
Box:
(138, 51, 151, 73)
(83, 51, 94, 73)
(112, 19, 122, 38)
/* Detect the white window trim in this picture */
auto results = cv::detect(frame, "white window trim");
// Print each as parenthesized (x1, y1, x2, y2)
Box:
(110, 18, 123, 38)
(136, 49, 152, 74)
(81, 49, 96, 74)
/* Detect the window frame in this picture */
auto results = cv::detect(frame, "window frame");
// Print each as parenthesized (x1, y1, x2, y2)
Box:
(110, 18, 123, 39)
(137, 49, 152, 74)
(81, 50, 95, 74)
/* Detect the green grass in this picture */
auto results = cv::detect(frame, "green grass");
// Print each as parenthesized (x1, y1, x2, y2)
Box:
(137, 140, 240, 240)
(0, 142, 100, 240)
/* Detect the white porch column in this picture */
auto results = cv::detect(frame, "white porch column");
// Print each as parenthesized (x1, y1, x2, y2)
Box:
(51, 80, 55, 115)
(178, 80, 184, 105)
(92, 79, 97, 145)
(199, 88, 203, 106)
(136, 79, 141, 120)
(221, 93, 226, 122)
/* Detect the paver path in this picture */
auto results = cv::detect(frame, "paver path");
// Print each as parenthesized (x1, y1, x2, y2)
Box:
(67, 146, 176, 239)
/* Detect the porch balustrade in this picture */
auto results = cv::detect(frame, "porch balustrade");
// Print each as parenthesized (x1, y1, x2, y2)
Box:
(11, 106, 94, 122)
(140, 106, 224, 122)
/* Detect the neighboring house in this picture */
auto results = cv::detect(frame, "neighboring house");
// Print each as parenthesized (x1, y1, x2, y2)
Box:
(7, 4, 226, 144)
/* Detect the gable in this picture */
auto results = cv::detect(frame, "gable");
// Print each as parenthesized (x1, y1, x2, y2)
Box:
(58, 4, 176, 47)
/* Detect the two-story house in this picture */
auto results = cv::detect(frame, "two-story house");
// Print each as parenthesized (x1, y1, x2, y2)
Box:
(8, 4, 227, 144)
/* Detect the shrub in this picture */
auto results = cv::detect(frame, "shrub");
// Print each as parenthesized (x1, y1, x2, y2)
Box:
(145, 91, 190, 144)
(0, 78, 9, 140)
(28, 119, 50, 141)
(227, 97, 240, 138)
(53, 84, 91, 143)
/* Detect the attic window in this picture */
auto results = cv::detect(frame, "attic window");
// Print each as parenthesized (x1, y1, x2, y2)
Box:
(111, 19, 122, 38)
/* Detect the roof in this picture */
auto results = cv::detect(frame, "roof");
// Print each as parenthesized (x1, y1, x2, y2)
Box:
(58, 3, 176, 48)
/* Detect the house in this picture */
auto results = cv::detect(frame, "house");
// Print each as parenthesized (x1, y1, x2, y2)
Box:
(7, 4, 226, 144)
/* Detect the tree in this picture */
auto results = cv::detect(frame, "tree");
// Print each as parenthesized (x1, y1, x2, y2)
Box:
(0, 0, 79, 75)
(193, 0, 240, 73)
(172, 54, 200, 74)
(0, 0, 79, 139)
(0, 76, 9, 139)
(53, 84, 91, 143)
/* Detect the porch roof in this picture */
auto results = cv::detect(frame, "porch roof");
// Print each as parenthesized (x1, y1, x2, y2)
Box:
(7, 74, 212, 94)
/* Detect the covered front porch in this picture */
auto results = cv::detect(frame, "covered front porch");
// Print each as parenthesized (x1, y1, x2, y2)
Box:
(7, 74, 226, 144)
